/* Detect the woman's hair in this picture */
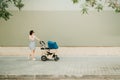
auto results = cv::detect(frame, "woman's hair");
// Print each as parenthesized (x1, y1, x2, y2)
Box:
(29, 30, 34, 35)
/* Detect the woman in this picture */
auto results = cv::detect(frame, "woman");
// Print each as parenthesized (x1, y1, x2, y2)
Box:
(29, 30, 40, 60)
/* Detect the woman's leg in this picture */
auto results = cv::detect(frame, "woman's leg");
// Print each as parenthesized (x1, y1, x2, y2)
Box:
(29, 53, 32, 57)
(28, 53, 32, 59)
(31, 49, 36, 60)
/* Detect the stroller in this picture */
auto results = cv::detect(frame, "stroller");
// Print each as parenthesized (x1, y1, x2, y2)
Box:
(40, 41, 59, 61)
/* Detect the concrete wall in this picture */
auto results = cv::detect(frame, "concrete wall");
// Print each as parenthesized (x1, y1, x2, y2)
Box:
(0, 0, 120, 46)
(0, 11, 120, 46)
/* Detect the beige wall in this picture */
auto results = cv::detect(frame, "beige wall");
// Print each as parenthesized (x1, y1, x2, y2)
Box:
(0, 11, 120, 46)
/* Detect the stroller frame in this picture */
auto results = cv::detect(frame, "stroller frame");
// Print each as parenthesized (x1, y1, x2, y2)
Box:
(40, 41, 59, 61)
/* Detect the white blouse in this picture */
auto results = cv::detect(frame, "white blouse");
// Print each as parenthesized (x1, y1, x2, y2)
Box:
(29, 35, 40, 41)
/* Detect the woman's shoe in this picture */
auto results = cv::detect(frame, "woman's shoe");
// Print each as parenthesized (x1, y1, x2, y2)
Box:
(32, 58, 36, 61)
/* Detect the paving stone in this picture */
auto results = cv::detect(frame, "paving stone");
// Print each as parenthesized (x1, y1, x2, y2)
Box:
(0, 56, 120, 80)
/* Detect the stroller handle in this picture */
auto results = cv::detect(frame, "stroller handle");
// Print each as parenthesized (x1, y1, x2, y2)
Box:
(39, 41, 45, 45)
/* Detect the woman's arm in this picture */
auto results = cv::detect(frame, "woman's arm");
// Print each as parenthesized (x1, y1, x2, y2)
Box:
(35, 36, 40, 41)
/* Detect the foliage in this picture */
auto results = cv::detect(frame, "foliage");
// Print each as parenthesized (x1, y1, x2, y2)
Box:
(72, 0, 120, 14)
(0, 0, 24, 21)
(72, 0, 79, 3)
(81, 7, 88, 14)
(95, 3, 103, 12)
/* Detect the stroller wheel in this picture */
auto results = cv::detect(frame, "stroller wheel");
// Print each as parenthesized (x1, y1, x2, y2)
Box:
(54, 55, 59, 61)
(41, 55, 47, 61)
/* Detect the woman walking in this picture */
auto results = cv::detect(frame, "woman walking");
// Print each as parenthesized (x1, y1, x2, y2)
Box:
(29, 30, 40, 60)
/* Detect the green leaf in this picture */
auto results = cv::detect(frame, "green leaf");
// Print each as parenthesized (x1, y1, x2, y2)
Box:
(86, 0, 96, 7)
(2, 2, 8, 8)
(72, 0, 79, 4)
(115, 6, 120, 13)
(81, 7, 88, 14)
(0, 10, 12, 21)
(14, 0, 24, 10)
(95, 4, 103, 12)
(0, 0, 3, 3)
(108, 1, 116, 9)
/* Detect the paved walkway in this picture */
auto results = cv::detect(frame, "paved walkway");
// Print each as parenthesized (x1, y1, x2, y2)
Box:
(0, 47, 120, 56)
(0, 56, 120, 80)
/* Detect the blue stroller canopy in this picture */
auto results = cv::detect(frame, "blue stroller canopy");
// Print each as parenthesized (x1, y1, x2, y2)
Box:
(48, 41, 59, 49)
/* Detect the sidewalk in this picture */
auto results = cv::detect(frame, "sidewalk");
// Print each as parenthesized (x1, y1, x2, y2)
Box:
(0, 47, 120, 56)
(0, 47, 120, 80)
(0, 56, 120, 80)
